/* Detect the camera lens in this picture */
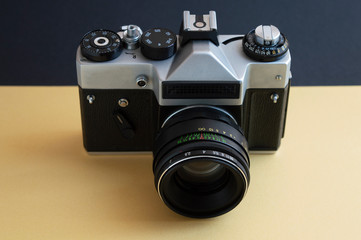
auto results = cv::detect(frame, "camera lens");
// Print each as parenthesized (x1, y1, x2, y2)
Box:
(153, 106, 250, 218)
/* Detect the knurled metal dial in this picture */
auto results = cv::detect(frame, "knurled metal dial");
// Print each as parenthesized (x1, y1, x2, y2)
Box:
(242, 25, 289, 62)
(80, 29, 122, 62)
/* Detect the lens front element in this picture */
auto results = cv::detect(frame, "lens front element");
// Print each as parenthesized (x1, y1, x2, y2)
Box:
(180, 160, 224, 183)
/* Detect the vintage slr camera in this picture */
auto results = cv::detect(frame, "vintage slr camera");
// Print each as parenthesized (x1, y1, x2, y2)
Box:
(76, 10, 291, 218)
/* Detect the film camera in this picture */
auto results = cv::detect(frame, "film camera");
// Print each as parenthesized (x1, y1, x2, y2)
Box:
(76, 10, 291, 218)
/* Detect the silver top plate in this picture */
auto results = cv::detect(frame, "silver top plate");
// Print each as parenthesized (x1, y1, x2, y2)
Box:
(76, 34, 291, 106)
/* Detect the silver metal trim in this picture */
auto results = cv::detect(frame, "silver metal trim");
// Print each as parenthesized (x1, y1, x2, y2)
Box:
(275, 75, 282, 80)
(76, 34, 291, 107)
(86, 95, 95, 104)
(255, 25, 280, 46)
(209, 11, 217, 30)
(118, 98, 129, 107)
(270, 93, 279, 103)
(183, 11, 191, 30)
(136, 75, 148, 88)
(121, 25, 143, 50)
(94, 37, 109, 46)
(160, 105, 238, 128)
(156, 155, 249, 204)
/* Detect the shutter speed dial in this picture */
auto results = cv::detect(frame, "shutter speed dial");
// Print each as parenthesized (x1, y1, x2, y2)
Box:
(140, 28, 177, 60)
(242, 25, 288, 62)
(81, 29, 122, 62)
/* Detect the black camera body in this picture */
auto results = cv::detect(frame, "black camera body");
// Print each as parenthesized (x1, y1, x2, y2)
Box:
(78, 86, 289, 152)
(76, 10, 291, 218)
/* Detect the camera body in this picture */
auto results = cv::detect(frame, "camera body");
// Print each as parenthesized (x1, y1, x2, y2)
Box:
(76, 10, 291, 218)
(76, 11, 291, 153)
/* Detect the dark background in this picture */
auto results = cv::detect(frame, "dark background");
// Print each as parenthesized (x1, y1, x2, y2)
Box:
(1, 0, 360, 86)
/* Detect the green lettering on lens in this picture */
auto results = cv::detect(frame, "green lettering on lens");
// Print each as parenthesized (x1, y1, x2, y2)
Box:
(177, 132, 227, 144)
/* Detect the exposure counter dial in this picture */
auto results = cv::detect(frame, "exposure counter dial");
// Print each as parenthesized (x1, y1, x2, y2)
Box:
(140, 28, 177, 60)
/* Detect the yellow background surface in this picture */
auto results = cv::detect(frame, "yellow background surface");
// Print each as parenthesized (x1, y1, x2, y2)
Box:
(0, 86, 360, 239)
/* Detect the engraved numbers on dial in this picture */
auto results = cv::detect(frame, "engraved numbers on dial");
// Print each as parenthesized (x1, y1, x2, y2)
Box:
(140, 28, 177, 60)
(181, 150, 235, 160)
(80, 29, 122, 62)
(142, 29, 175, 47)
(197, 127, 237, 140)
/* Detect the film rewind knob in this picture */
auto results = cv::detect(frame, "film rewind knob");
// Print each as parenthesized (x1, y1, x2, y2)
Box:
(242, 25, 289, 62)
(254, 25, 280, 46)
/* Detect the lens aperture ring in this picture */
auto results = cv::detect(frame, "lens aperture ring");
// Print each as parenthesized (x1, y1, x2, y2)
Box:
(154, 132, 250, 172)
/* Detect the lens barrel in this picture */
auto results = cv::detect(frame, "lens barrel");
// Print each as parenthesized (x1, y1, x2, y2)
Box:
(153, 106, 250, 218)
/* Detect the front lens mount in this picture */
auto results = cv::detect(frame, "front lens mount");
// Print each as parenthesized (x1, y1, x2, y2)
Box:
(153, 106, 250, 218)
